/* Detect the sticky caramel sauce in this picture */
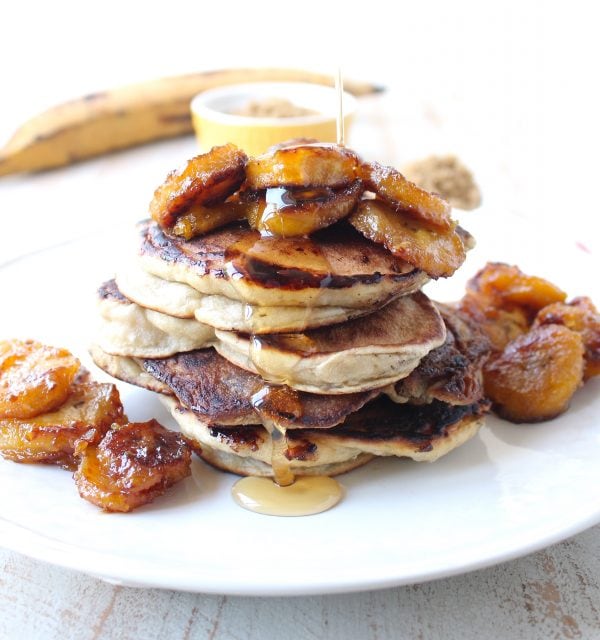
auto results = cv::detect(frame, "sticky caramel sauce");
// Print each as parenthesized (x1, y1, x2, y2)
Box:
(227, 71, 347, 515)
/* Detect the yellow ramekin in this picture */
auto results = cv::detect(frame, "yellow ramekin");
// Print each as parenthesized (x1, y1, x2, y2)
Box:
(190, 82, 356, 157)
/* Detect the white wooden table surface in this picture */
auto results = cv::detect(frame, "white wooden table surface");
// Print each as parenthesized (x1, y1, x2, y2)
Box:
(2, 527, 600, 640)
(1, 2, 599, 638)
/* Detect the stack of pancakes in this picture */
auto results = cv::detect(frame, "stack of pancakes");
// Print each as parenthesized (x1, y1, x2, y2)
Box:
(92, 213, 490, 478)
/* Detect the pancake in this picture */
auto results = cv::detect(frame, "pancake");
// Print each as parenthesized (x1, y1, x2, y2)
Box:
(96, 280, 214, 358)
(89, 344, 172, 395)
(199, 447, 376, 478)
(141, 348, 380, 429)
(214, 291, 446, 394)
(314, 396, 488, 460)
(117, 260, 381, 334)
(137, 219, 429, 308)
(386, 303, 491, 405)
(116, 262, 203, 319)
(161, 397, 375, 477)
(92, 308, 489, 408)
(194, 294, 380, 334)
(163, 395, 488, 477)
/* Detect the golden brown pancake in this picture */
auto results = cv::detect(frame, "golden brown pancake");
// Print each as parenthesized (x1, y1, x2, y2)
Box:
(386, 303, 491, 405)
(89, 345, 172, 395)
(137, 219, 429, 308)
(214, 292, 446, 393)
(162, 395, 489, 477)
(117, 260, 383, 333)
(312, 396, 489, 460)
(141, 348, 380, 429)
(97, 281, 444, 393)
(92, 302, 489, 411)
(96, 280, 214, 358)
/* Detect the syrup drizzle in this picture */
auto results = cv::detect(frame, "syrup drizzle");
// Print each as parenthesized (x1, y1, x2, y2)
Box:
(335, 66, 345, 146)
(259, 187, 295, 235)
(229, 70, 347, 516)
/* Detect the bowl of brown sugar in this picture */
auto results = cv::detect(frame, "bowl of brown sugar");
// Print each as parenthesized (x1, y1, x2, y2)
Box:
(190, 82, 357, 156)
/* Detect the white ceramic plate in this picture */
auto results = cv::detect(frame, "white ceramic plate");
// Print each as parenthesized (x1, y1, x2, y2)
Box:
(0, 211, 598, 596)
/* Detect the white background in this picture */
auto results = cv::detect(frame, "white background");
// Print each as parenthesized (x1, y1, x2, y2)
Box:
(1, 1, 600, 632)
(1, 0, 599, 263)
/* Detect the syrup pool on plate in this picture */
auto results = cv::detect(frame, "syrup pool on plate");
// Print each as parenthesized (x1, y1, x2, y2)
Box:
(232, 475, 344, 517)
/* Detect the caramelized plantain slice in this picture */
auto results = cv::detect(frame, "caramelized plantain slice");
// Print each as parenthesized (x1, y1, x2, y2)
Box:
(360, 161, 453, 230)
(466, 263, 567, 316)
(250, 180, 363, 237)
(171, 201, 252, 240)
(484, 324, 584, 423)
(245, 143, 359, 189)
(0, 339, 80, 420)
(74, 419, 192, 512)
(0, 378, 125, 468)
(149, 144, 248, 228)
(457, 293, 529, 352)
(534, 297, 600, 380)
(348, 199, 465, 278)
(267, 137, 319, 152)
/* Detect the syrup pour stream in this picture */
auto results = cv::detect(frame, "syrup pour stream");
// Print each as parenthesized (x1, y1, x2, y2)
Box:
(230, 71, 347, 516)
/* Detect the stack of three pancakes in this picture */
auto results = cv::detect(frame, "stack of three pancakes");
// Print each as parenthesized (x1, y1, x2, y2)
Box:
(92, 213, 489, 479)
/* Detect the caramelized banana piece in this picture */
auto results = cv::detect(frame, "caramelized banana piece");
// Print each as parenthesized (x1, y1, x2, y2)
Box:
(74, 419, 192, 512)
(149, 144, 248, 228)
(349, 199, 465, 278)
(0, 378, 125, 468)
(245, 143, 359, 189)
(171, 201, 251, 239)
(360, 161, 453, 231)
(252, 181, 363, 237)
(457, 293, 529, 352)
(484, 324, 584, 422)
(534, 297, 600, 380)
(0, 339, 80, 419)
(267, 137, 319, 152)
(467, 263, 567, 316)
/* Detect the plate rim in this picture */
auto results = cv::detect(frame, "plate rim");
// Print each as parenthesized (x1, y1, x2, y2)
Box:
(2, 505, 600, 595)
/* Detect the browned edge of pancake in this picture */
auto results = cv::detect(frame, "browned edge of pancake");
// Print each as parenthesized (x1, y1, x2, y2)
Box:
(89, 345, 173, 395)
(391, 303, 491, 405)
(200, 447, 375, 478)
(206, 397, 490, 456)
(314, 397, 490, 448)
(98, 279, 129, 304)
(177, 397, 489, 476)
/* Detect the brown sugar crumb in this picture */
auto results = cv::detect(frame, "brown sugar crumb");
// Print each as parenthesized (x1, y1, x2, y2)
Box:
(232, 98, 317, 118)
(403, 155, 482, 210)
